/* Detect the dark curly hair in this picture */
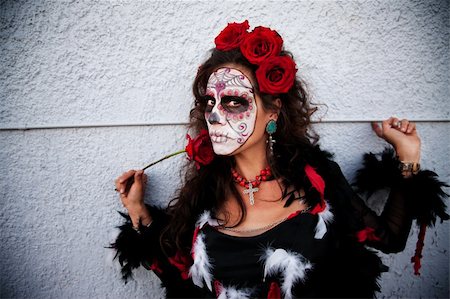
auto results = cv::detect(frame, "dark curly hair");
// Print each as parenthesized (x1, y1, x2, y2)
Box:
(160, 48, 321, 256)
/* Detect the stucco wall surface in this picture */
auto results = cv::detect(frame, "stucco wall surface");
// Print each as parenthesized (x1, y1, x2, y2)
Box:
(0, 0, 448, 298)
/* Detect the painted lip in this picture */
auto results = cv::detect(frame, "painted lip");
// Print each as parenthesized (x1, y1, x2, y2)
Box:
(209, 131, 235, 143)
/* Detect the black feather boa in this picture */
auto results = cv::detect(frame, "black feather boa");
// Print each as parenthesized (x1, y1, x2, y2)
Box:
(106, 205, 169, 282)
(353, 147, 449, 275)
(353, 147, 449, 226)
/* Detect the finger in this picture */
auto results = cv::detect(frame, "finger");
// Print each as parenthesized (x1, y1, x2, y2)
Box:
(406, 122, 416, 134)
(119, 192, 127, 205)
(382, 117, 395, 131)
(114, 176, 123, 186)
(115, 178, 124, 193)
(371, 122, 383, 138)
(116, 180, 128, 194)
(123, 170, 143, 194)
(388, 117, 401, 129)
(400, 119, 409, 132)
(119, 170, 136, 183)
(133, 170, 144, 187)
(119, 193, 130, 209)
(117, 170, 137, 193)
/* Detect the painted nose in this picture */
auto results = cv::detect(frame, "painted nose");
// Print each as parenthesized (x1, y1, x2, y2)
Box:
(208, 112, 221, 125)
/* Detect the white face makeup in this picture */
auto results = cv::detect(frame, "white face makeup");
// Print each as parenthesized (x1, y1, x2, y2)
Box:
(204, 67, 257, 155)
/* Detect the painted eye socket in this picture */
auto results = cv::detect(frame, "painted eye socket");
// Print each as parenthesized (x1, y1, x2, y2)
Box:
(204, 95, 215, 105)
(204, 95, 215, 113)
(221, 96, 249, 113)
(227, 100, 241, 107)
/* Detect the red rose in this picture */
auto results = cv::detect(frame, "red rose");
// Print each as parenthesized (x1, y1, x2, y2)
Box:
(240, 26, 283, 65)
(185, 129, 214, 169)
(255, 55, 297, 95)
(214, 20, 250, 51)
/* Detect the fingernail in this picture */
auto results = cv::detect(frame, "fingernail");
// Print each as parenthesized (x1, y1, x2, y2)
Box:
(120, 189, 124, 193)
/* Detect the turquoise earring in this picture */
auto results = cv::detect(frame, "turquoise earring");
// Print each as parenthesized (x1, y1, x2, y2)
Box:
(265, 119, 277, 155)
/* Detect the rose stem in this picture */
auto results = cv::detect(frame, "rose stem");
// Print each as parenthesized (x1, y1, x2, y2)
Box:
(142, 149, 186, 171)
(124, 149, 186, 192)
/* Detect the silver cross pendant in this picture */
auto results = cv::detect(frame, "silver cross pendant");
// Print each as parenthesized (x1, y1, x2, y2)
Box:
(243, 181, 259, 205)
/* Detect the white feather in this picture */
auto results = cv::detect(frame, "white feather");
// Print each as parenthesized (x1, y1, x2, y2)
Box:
(196, 210, 220, 228)
(189, 232, 213, 291)
(314, 215, 327, 239)
(262, 248, 313, 299)
(217, 290, 226, 299)
(314, 201, 334, 239)
(217, 285, 253, 299)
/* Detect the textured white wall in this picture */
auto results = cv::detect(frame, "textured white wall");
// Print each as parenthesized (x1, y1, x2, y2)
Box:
(0, 0, 448, 298)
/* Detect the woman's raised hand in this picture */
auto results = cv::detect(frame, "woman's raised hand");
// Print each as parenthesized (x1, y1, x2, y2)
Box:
(114, 169, 151, 228)
(371, 117, 421, 163)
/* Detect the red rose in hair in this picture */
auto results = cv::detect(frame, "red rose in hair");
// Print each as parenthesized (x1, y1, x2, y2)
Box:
(214, 20, 250, 51)
(185, 129, 214, 169)
(255, 55, 297, 95)
(240, 26, 283, 65)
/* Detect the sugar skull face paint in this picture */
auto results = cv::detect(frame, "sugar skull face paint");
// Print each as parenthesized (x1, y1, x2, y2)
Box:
(204, 67, 257, 155)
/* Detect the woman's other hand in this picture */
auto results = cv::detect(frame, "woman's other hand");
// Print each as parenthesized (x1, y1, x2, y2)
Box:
(114, 169, 152, 227)
(371, 117, 421, 163)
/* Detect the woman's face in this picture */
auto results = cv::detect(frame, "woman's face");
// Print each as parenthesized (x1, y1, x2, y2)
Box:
(204, 65, 273, 156)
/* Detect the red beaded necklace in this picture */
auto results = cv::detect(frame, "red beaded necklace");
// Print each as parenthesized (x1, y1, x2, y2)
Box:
(231, 166, 273, 205)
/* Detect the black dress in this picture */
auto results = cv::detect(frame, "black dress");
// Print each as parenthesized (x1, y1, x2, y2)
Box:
(108, 147, 448, 298)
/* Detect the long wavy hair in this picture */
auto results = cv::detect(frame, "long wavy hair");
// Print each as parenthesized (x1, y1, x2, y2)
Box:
(161, 48, 321, 256)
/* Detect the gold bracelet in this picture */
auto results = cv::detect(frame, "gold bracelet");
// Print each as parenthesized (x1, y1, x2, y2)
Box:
(132, 220, 153, 234)
(399, 161, 420, 176)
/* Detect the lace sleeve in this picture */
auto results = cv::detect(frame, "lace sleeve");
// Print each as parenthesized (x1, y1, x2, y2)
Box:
(348, 183, 413, 253)
(350, 147, 449, 273)
(323, 147, 448, 257)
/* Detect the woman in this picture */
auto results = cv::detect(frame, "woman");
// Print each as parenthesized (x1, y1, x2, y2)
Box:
(110, 21, 448, 298)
